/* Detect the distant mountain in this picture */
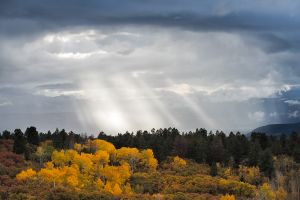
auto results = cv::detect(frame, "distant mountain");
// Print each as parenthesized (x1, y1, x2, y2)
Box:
(251, 122, 300, 136)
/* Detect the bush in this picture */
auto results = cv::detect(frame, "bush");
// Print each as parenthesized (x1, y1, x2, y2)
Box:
(130, 172, 160, 194)
(47, 187, 79, 200)
(184, 175, 218, 194)
(218, 179, 256, 198)
(7, 193, 34, 200)
(79, 191, 113, 200)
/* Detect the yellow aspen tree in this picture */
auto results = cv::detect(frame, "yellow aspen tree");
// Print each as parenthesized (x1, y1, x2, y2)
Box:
(36, 146, 44, 166)
(113, 183, 122, 196)
(74, 143, 82, 152)
(52, 150, 67, 167)
(64, 166, 79, 187)
(16, 168, 36, 181)
(66, 174, 79, 187)
(259, 183, 276, 200)
(65, 149, 78, 162)
(104, 181, 113, 193)
(91, 139, 116, 154)
(93, 150, 110, 165)
(116, 147, 140, 172)
(140, 149, 158, 171)
(95, 179, 104, 190)
(171, 156, 187, 170)
(38, 167, 62, 188)
(101, 165, 122, 185)
(238, 165, 261, 185)
(124, 183, 133, 195)
(276, 187, 287, 200)
(73, 153, 93, 173)
(118, 163, 131, 184)
(93, 150, 111, 179)
(220, 194, 235, 200)
(44, 161, 54, 169)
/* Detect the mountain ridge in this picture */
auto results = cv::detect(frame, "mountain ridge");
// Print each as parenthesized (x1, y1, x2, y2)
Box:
(251, 121, 300, 136)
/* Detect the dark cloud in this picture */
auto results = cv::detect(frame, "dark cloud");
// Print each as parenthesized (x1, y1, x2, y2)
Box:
(0, 0, 300, 133)
(257, 34, 292, 53)
(1, 1, 300, 35)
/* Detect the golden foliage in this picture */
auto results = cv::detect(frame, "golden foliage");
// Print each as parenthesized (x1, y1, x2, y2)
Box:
(238, 165, 261, 185)
(94, 150, 110, 165)
(113, 183, 122, 196)
(220, 194, 235, 200)
(16, 139, 158, 196)
(115, 147, 158, 172)
(51, 150, 67, 167)
(16, 168, 36, 180)
(74, 143, 82, 152)
(275, 187, 287, 200)
(90, 139, 116, 154)
(259, 183, 276, 200)
(171, 156, 187, 170)
(141, 149, 158, 171)
(16, 138, 272, 199)
(218, 178, 256, 197)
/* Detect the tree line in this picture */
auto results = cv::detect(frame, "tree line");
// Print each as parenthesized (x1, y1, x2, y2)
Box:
(2, 126, 300, 177)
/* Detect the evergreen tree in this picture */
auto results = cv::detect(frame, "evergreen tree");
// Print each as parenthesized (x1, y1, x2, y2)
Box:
(259, 148, 274, 177)
(25, 126, 40, 145)
(172, 136, 188, 157)
(13, 129, 27, 154)
(208, 135, 226, 164)
(2, 130, 12, 139)
(248, 141, 261, 166)
(210, 162, 218, 176)
(52, 128, 62, 149)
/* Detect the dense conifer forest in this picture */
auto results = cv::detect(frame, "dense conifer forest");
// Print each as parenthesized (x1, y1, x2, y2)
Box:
(0, 127, 300, 199)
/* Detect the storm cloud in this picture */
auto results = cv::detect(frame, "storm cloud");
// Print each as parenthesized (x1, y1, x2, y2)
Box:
(0, 0, 300, 134)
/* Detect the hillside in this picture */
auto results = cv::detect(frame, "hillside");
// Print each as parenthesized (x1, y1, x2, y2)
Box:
(2, 127, 298, 199)
(251, 122, 300, 136)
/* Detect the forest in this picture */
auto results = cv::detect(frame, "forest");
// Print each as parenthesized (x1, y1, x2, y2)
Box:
(0, 127, 300, 199)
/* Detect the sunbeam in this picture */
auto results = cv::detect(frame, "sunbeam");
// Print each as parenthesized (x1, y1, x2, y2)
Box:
(165, 79, 216, 129)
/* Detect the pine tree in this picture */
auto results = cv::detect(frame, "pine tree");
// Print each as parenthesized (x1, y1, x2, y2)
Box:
(13, 129, 27, 154)
(259, 149, 274, 177)
(210, 162, 218, 176)
(25, 126, 40, 145)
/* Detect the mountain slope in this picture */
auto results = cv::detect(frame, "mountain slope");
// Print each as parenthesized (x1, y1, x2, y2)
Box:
(251, 122, 300, 136)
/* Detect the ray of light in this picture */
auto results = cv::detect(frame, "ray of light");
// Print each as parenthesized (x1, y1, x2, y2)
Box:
(132, 75, 180, 127)
(76, 73, 132, 134)
(111, 75, 165, 129)
(166, 79, 216, 129)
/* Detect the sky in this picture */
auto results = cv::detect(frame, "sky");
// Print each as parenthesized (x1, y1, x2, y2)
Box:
(0, 0, 300, 134)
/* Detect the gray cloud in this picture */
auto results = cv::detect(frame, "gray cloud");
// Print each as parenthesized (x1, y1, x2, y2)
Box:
(1, 1, 300, 36)
(0, 0, 300, 134)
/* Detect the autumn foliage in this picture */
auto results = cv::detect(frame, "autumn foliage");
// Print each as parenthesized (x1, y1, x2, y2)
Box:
(16, 139, 157, 196)
(0, 131, 293, 200)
